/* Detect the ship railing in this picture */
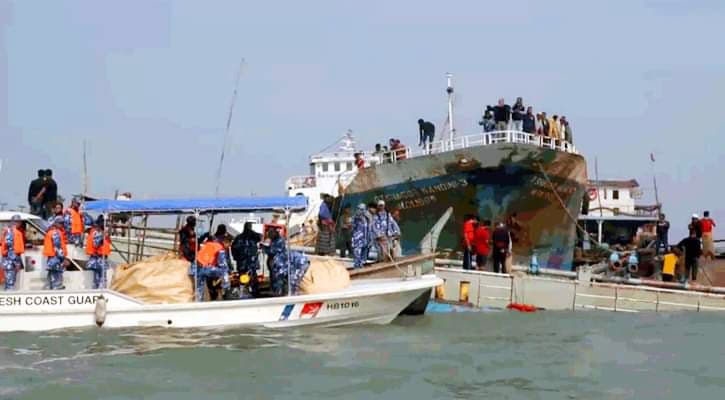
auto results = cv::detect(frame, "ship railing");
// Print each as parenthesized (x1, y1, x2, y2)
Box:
(286, 175, 317, 190)
(386, 130, 577, 163)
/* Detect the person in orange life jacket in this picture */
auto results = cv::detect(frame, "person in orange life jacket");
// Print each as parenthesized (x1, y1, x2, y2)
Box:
(64, 198, 84, 246)
(195, 225, 230, 302)
(45, 217, 70, 290)
(86, 216, 111, 289)
(178, 216, 197, 262)
(1, 215, 26, 290)
(461, 215, 477, 270)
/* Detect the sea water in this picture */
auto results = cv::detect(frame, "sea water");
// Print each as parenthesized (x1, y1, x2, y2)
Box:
(1, 311, 724, 399)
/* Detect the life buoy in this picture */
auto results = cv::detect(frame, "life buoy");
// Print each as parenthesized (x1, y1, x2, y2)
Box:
(587, 188, 598, 200)
(507, 303, 537, 312)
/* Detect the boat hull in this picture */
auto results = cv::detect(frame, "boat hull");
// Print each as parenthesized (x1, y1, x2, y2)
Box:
(0, 275, 441, 332)
(339, 143, 587, 270)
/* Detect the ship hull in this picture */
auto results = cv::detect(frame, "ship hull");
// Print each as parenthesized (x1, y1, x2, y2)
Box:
(338, 143, 588, 270)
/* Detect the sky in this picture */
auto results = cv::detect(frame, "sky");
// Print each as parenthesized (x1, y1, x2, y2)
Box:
(1, 0, 723, 239)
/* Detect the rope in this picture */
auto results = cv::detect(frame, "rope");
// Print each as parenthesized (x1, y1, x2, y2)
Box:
(535, 162, 601, 247)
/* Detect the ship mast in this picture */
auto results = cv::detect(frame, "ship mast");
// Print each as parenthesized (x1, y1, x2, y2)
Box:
(446, 73, 455, 141)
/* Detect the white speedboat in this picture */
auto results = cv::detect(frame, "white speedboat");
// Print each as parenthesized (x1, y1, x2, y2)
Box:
(0, 275, 439, 332)
(0, 197, 441, 332)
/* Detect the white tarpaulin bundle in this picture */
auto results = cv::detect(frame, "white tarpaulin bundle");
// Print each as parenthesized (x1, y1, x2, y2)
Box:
(111, 253, 194, 304)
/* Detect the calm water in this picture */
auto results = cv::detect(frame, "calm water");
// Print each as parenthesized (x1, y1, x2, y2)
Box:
(1, 311, 724, 400)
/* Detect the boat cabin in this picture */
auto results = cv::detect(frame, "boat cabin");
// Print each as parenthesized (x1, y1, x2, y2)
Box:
(579, 179, 660, 246)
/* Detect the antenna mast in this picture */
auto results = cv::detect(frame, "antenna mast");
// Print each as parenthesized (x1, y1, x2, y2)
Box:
(446, 73, 455, 141)
(214, 58, 246, 197)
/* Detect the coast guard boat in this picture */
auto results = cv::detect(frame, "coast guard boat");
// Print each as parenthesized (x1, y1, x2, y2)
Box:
(0, 197, 441, 332)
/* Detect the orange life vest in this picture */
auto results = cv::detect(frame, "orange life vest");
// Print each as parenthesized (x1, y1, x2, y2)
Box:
(67, 208, 83, 234)
(85, 228, 112, 256)
(43, 228, 69, 257)
(0, 227, 25, 257)
(197, 241, 224, 267)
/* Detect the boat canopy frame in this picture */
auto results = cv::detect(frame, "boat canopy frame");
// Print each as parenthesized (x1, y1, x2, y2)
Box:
(84, 196, 308, 300)
(84, 196, 308, 216)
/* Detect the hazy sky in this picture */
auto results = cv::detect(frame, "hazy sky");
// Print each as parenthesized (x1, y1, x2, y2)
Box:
(1, 0, 723, 239)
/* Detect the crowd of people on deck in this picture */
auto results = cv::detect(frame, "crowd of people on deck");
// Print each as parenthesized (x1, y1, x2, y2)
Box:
(353, 98, 573, 170)
(314, 194, 400, 269)
(608, 211, 717, 283)
(480, 97, 573, 144)
(460, 215, 518, 273)
(1, 207, 111, 292)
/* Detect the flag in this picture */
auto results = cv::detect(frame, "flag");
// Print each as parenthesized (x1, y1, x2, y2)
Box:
(300, 302, 323, 319)
(650, 153, 655, 162)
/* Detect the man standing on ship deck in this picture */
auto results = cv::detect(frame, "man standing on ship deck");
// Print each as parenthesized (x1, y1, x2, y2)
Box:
(418, 119, 435, 149)
(372, 200, 400, 262)
(488, 98, 511, 131)
(655, 214, 670, 256)
(700, 211, 717, 260)
(511, 97, 525, 131)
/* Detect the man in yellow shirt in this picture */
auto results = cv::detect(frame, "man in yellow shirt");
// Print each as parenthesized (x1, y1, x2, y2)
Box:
(661, 246, 679, 282)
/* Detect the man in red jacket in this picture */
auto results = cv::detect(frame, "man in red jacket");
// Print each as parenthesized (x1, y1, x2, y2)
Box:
(473, 219, 491, 271)
(462, 215, 477, 270)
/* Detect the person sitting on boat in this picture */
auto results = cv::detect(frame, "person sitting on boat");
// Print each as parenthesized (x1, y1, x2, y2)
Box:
(86, 215, 112, 289)
(195, 225, 231, 301)
(196, 224, 229, 301)
(351, 203, 371, 269)
(63, 197, 84, 246)
(44, 217, 69, 290)
(178, 216, 198, 262)
(315, 194, 336, 256)
(1, 215, 26, 290)
(231, 221, 262, 296)
(263, 227, 310, 296)
(372, 200, 400, 262)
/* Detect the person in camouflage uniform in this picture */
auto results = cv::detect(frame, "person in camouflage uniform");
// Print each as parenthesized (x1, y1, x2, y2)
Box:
(86, 216, 110, 289)
(351, 204, 371, 268)
(46, 217, 69, 290)
(231, 221, 262, 296)
(264, 228, 310, 296)
(1, 215, 25, 290)
(372, 200, 400, 262)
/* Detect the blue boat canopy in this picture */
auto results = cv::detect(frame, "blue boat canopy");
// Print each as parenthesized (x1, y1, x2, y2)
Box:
(84, 196, 307, 215)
